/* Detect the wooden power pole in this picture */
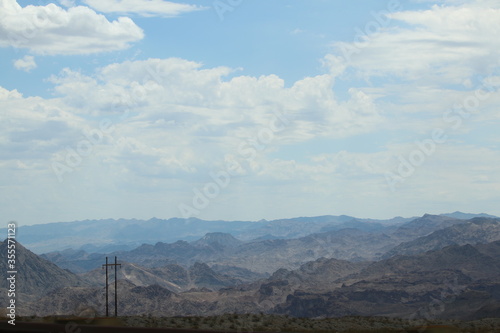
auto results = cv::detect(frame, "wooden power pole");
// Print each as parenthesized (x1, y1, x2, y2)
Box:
(102, 256, 121, 317)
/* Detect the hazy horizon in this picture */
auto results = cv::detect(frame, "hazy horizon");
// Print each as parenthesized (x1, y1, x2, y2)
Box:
(6, 211, 499, 228)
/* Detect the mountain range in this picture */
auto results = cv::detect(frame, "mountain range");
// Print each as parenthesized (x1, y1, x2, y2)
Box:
(2, 214, 424, 253)
(41, 214, 500, 276)
(5, 212, 494, 256)
(2, 212, 500, 322)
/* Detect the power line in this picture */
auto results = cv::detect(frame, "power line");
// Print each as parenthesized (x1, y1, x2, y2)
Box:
(102, 256, 121, 317)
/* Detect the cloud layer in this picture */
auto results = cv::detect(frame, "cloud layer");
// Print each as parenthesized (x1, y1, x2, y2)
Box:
(1, 0, 499, 224)
(45, 57, 383, 177)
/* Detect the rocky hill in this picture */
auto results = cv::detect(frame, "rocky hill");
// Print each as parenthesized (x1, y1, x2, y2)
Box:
(192, 232, 244, 249)
(0, 240, 88, 303)
(79, 260, 252, 293)
(275, 240, 500, 319)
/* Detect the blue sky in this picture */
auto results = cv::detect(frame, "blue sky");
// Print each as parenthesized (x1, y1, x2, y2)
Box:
(1, 0, 500, 226)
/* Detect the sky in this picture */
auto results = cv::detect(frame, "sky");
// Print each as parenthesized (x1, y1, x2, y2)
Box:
(1, 0, 500, 226)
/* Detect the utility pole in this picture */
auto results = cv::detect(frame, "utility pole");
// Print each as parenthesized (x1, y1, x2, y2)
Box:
(102, 256, 121, 317)
(114, 256, 119, 317)
(103, 257, 108, 317)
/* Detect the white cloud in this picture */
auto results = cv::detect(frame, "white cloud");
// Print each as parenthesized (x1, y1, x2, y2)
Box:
(0, 0, 144, 55)
(329, 1, 500, 84)
(48, 58, 384, 149)
(13, 55, 37, 72)
(83, 0, 206, 17)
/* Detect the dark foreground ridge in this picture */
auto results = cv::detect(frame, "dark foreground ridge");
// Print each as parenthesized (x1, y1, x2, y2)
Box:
(0, 321, 237, 333)
(2, 315, 500, 333)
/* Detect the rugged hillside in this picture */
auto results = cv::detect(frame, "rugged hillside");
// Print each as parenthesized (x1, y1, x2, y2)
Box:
(192, 232, 243, 249)
(19, 241, 500, 319)
(123, 240, 220, 267)
(81, 262, 185, 293)
(0, 240, 88, 302)
(268, 257, 369, 292)
(41, 248, 108, 273)
(45, 229, 395, 275)
(79, 261, 244, 293)
(349, 241, 500, 283)
(276, 241, 500, 319)
(221, 228, 394, 273)
(24, 280, 208, 317)
(382, 217, 500, 259)
(22, 257, 369, 317)
(8, 236, 500, 321)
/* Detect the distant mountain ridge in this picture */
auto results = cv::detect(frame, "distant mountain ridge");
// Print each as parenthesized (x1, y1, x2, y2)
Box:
(441, 211, 498, 220)
(41, 214, 500, 276)
(4, 212, 495, 253)
(382, 217, 500, 259)
(389, 214, 467, 241)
